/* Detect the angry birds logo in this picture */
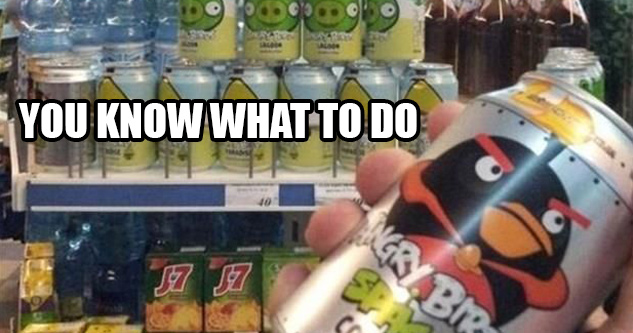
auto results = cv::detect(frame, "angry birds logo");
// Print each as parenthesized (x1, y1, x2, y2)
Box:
(304, 0, 360, 33)
(245, 0, 300, 31)
(180, 0, 224, 31)
(365, 0, 399, 32)
(387, 134, 591, 326)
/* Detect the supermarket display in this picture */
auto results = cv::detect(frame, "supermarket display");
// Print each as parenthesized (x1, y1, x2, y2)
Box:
(275, 72, 633, 332)
(4, 0, 633, 331)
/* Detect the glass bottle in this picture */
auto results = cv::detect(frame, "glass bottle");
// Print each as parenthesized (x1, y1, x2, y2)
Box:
(534, 0, 589, 64)
(425, 0, 459, 67)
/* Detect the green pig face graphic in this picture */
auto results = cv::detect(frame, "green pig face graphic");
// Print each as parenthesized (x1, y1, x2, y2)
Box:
(180, 0, 224, 31)
(245, 0, 300, 31)
(365, 0, 398, 32)
(304, 0, 360, 33)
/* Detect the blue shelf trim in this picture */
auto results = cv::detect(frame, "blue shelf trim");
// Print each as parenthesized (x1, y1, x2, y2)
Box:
(27, 183, 227, 208)
(279, 184, 314, 206)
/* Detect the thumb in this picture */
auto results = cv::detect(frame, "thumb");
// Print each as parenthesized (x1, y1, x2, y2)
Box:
(597, 260, 633, 333)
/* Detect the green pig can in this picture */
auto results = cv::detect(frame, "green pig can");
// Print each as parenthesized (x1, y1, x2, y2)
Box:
(98, 61, 158, 172)
(158, 62, 219, 171)
(365, 0, 425, 61)
(179, 0, 238, 62)
(302, 0, 362, 63)
(278, 64, 336, 171)
(243, 0, 301, 62)
(218, 65, 277, 171)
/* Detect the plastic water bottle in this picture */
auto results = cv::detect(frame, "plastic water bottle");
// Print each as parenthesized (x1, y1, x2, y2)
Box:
(90, 213, 147, 320)
(69, 0, 106, 61)
(152, 0, 179, 74)
(104, 0, 149, 62)
(54, 214, 95, 321)
(18, 0, 72, 99)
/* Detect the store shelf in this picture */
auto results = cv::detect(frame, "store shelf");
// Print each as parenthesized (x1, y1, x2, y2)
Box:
(6, 121, 361, 212)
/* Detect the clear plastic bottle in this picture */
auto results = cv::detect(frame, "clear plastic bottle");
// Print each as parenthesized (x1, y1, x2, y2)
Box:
(152, 0, 178, 74)
(104, 0, 149, 62)
(90, 213, 147, 320)
(19, 0, 72, 54)
(69, 0, 106, 60)
(54, 214, 94, 321)
(425, 0, 459, 67)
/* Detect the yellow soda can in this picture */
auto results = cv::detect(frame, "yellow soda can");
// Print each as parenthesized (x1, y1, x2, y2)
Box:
(98, 62, 158, 172)
(158, 62, 219, 171)
(218, 66, 277, 171)
(278, 64, 336, 171)
(302, 0, 362, 63)
(179, 0, 237, 62)
(243, 0, 301, 62)
(365, 0, 425, 61)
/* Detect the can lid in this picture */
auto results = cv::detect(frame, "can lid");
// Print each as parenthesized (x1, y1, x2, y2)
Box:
(165, 58, 204, 72)
(29, 57, 98, 83)
(409, 62, 453, 73)
(104, 61, 154, 75)
(537, 62, 587, 72)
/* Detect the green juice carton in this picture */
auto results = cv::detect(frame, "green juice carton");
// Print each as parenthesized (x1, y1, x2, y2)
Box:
(262, 248, 320, 332)
(204, 251, 262, 332)
(145, 251, 204, 333)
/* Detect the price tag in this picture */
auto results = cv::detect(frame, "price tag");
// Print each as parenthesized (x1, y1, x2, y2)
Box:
(314, 183, 364, 206)
(225, 184, 280, 208)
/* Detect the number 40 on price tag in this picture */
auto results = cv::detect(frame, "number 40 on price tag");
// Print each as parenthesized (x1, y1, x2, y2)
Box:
(225, 184, 280, 208)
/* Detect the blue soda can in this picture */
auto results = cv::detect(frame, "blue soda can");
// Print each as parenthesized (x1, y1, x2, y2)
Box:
(278, 64, 336, 171)
(98, 61, 158, 172)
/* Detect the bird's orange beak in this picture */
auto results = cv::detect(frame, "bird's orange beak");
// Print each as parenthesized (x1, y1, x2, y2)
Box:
(480, 202, 554, 258)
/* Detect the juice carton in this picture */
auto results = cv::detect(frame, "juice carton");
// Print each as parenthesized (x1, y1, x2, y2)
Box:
(19, 247, 58, 330)
(145, 251, 204, 332)
(204, 251, 262, 332)
(262, 248, 320, 332)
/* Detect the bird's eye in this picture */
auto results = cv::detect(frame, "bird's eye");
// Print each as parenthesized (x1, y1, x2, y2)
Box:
(380, 3, 396, 17)
(206, 2, 222, 15)
(346, 2, 359, 17)
(474, 155, 503, 182)
(304, 3, 313, 16)
(288, 2, 300, 16)
(245, 2, 255, 16)
(542, 209, 565, 234)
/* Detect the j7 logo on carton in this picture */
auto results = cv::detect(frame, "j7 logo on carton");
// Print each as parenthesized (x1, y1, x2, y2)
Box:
(154, 264, 194, 297)
(213, 263, 253, 297)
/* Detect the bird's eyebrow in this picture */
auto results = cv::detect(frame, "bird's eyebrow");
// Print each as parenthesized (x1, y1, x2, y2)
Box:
(475, 134, 514, 173)
(549, 198, 591, 229)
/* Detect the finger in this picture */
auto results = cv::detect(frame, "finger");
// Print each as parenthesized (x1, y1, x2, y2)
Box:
(356, 149, 417, 205)
(597, 261, 633, 333)
(428, 101, 465, 142)
(268, 264, 311, 315)
(305, 200, 365, 257)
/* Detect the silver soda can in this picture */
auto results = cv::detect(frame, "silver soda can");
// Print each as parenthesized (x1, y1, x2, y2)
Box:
(274, 72, 633, 333)
(29, 57, 98, 171)
(279, 64, 336, 172)
(537, 63, 593, 96)
(218, 65, 278, 172)
(158, 61, 219, 171)
(98, 61, 158, 172)
(400, 62, 459, 156)
(338, 62, 398, 170)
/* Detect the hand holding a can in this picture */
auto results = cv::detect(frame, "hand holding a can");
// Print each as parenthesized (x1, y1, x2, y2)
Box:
(269, 101, 633, 333)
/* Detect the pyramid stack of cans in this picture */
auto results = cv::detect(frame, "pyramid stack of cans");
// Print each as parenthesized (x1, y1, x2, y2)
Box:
(25, 0, 464, 176)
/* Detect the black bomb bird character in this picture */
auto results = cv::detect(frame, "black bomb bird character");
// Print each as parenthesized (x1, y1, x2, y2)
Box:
(386, 134, 592, 326)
